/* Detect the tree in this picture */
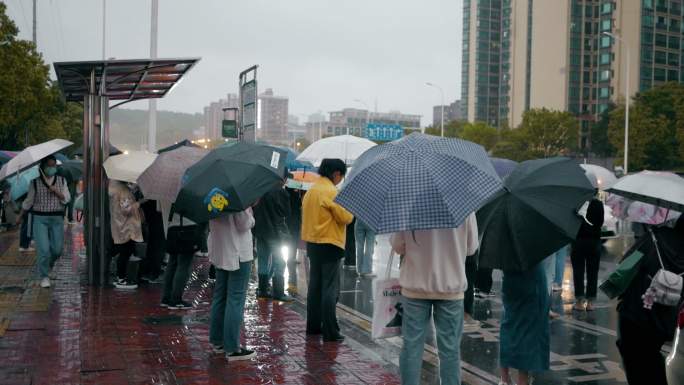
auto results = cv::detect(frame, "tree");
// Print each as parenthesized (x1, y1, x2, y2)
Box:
(516, 108, 579, 158)
(424, 120, 465, 138)
(459, 122, 499, 151)
(589, 104, 617, 157)
(491, 127, 532, 162)
(607, 82, 684, 171)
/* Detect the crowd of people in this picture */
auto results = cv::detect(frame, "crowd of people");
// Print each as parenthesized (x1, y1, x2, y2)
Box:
(1, 152, 683, 385)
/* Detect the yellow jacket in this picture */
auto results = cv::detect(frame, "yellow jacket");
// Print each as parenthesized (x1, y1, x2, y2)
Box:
(301, 177, 354, 249)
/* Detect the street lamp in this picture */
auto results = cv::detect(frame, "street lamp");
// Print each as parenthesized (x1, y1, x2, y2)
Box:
(426, 82, 444, 137)
(603, 31, 630, 174)
(353, 99, 371, 136)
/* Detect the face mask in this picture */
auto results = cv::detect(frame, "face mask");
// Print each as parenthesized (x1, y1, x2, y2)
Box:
(44, 167, 57, 177)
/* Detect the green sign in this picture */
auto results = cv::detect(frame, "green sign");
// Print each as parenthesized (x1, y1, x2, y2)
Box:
(222, 119, 238, 138)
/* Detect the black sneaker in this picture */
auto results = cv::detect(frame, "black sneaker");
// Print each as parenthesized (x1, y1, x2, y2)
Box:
(114, 280, 138, 290)
(160, 301, 171, 308)
(169, 301, 193, 310)
(226, 348, 256, 361)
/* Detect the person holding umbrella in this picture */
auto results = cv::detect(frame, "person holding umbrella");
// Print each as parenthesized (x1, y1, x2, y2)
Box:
(301, 159, 353, 342)
(571, 191, 604, 311)
(16, 155, 70, 288)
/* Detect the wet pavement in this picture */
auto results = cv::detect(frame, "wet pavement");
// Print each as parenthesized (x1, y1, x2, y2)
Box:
(0, 225, 400, 385)
(0, 223, 644, 385)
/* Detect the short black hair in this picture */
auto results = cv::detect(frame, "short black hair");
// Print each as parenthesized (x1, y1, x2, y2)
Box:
(318, 159, 347, 180)
(40, 155, 56, 167)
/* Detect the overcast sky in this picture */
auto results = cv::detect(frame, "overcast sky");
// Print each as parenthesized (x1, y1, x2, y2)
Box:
(6, 0, 462, 127)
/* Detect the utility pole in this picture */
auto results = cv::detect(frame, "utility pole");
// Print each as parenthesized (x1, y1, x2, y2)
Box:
(32, 0, 36, 45)
(148, 0, 158, 152)
(102, 0, 106, 59)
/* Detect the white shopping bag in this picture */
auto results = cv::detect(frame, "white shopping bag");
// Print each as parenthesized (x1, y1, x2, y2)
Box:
(371, 251, 403, 339)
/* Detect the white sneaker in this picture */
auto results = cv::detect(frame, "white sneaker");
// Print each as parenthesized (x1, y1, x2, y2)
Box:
(40, 278, 51, 288)
(19, 247, 35, 252)
(114, 280, 138, 290)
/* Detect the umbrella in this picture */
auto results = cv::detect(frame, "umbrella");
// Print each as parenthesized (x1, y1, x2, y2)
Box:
(57, 160, 83, 182)
(490, 157, 518, 178)
(103, 151, 157, 183)
(175, 142, 288, 223)
(157, 139, 199, 154)
(297, 135, 377, 166)
(580, 164, 617, 190)
(54, 153, 69, 163)
(137, 146, 208, 202)
(607, 171, 684, 212)
(72, 143, 122, 157)
(335, 132, 502, 234)
(0, 151, 18, 165)
(7, 166, 40, 201)
(286, 170, 320, 191)
(0, 139, 73, 181)
(477, 157, 595, 271)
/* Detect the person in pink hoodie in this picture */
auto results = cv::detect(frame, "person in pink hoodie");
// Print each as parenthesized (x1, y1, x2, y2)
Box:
(390, 213, 479, 385)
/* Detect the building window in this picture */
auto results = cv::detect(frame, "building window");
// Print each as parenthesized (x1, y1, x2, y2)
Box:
(668, 69, 679, 81)
(599, 104, 609, 114)
(601, 19, 611, 31)
(656, 33, 667, 47)
(599, 87, 610, 98)
(655, 67, 666, 81)
(669, 52, 680, 66)
(656, 50, 667, 64)
(601, 2, 612, 14)
(601, 35, 612, 48)
(600, 52, 611, 65)
(644, 0, 654, 10)
(670, 36, 681, 49)
(643, 15, 654, 27)
(601, 69, 611, 81)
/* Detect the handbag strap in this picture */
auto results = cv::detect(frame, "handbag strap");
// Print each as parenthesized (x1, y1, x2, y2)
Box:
(385, 250, 395, 279)
(648, 227, 684, 277)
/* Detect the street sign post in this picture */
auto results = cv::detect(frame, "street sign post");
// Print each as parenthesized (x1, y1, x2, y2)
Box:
(222, 107, 238, 139)
(365, 123, 403, 142)
(239, 66, 258, 143)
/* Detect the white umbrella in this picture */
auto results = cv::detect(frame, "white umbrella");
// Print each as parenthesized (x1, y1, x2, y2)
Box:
(103, 151, 157, 183)
(607, 171, 684, 212)
(0, 139, 73, 181)
(296, 135, 377, 166)
(580, 164, 617, 190)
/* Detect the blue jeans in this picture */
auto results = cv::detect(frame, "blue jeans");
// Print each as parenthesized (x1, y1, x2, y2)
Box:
(32, 215, 64, 278)
(256, 238, 285, 279)
(209, 262, 251, 353)
(544, 245, 569, 293)
(354, 221, 376, 274)
(400, 297, 464, 385)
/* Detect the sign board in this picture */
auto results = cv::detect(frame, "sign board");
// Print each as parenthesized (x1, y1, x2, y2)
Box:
(239, 66, 258, 143)
(366, 123, 403, 142)
(222, 119, 237, 138)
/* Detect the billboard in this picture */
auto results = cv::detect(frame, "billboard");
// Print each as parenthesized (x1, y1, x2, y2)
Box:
(365, 123, 403, 142)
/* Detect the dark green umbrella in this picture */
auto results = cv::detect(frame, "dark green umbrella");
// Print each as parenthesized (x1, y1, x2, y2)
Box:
(57, 159, 83, 182)
(477, 157, 595, 271)
(174, 142, 288, 223)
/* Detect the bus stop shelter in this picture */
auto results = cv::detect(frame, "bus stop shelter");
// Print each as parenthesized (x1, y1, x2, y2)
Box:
(54, 58, 199, 285)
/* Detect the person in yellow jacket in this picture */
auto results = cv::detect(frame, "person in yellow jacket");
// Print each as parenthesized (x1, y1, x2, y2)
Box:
(301, 158, 353, 342)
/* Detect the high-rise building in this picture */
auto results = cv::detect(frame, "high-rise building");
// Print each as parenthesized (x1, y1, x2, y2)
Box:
(202, 94, 239, 139)
(432, 100, 463, 127)
(257, 88, 289, 144)
(462, 0, 682, 148)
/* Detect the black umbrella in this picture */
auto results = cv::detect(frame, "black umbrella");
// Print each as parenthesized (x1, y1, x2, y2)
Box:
(72, 143, 122, 157)
(174, 142, 288, 223)
(57, 159, 83, 182)
(157, 139, 199, 154)
(477, 157, 595, 271)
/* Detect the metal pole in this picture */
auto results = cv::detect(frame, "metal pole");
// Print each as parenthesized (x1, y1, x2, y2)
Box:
(32, 0, 36, 45)
(147, 0, 159, 152)
(624, 43, 630, 174)
(426, 82, 444, 137)
(102, 0, 106, 59)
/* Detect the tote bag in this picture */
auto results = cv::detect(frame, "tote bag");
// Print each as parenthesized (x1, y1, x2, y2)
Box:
(371, 251, 403, 339)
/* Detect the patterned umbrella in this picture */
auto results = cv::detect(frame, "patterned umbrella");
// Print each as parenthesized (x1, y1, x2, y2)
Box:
(0, 151, 18, 165)
(103, 151, 157, 183)
(137, 146, 208, 202)
(335, 132, 502, 234)
(490, 157, 518, 178)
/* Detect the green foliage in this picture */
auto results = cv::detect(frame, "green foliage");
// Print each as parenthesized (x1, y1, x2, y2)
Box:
(607, 82, 684, 171)
(460, 122, 499, 151)
(424, 120, 465, 138)
(589, 105, 616, 157)
(515, 108, 579, 158)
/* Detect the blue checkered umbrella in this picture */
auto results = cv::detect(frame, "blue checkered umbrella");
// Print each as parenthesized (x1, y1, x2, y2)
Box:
(335, 133, 503, 234)
(490, 157, 518, 178)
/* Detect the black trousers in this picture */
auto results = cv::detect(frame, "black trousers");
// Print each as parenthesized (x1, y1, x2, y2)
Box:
(343, 219, 356, 267)
(616, 315, 668, 385)
(114, 241, 135, 280)
(464, 254, 477, 315)
(570, 238, 601, 299)
(141, 210, 165, 279)
(161, 252, 194, 304)
(306, 243, 343, 339)
(475, 267, 493, 294)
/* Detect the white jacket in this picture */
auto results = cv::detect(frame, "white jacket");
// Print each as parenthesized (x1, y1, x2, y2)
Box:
(208, 208, 255, 272)
(390, 213, 479, 300)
